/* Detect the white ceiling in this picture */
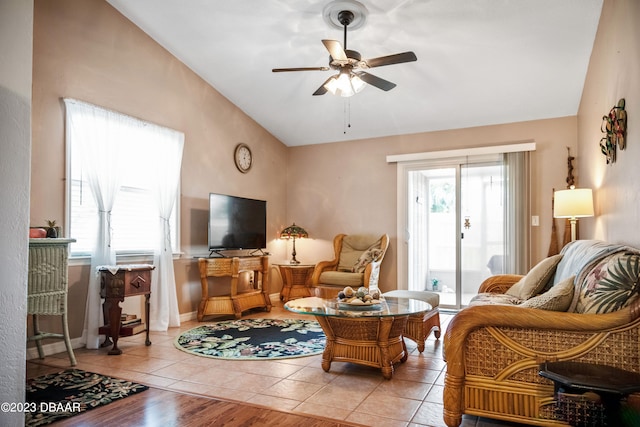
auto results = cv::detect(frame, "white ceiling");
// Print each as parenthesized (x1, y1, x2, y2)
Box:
(106, 0, 603, 147)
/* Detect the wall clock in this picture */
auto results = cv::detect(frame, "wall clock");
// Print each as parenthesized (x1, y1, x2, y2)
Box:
(234, 143, 252, 173)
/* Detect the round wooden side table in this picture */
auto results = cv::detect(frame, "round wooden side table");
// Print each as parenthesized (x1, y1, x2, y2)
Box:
(276, 263, 315, 302)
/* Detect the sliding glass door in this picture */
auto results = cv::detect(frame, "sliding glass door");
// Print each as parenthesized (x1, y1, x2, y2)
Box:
(405, 158, 505, 309)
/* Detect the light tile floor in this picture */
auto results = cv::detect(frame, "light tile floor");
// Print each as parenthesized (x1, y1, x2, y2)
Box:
(27, 301, 524, 427)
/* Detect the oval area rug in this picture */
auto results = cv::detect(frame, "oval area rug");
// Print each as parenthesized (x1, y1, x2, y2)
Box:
(174, 318, 326, 360)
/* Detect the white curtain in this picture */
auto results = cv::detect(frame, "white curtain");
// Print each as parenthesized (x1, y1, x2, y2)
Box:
(65, 99, 129, 349)
(65, 98, 185, 346)
(146, 125, 184, 331)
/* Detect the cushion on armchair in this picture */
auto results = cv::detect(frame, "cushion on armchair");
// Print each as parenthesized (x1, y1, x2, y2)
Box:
(505, 254, 563, 300)
(353, 248, 383, 273)
(317, 271, 364, 287)
(337, 235, 384, 272)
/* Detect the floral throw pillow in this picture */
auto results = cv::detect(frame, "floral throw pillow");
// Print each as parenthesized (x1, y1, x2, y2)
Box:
(573, 252, 640, 314)
(353, 248, 383, 273)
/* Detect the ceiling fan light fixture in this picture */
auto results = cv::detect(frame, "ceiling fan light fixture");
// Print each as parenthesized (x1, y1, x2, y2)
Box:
(325, 72, 365, 97)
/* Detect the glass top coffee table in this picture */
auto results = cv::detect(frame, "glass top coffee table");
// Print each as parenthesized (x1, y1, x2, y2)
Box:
(285, 296, 432, 379)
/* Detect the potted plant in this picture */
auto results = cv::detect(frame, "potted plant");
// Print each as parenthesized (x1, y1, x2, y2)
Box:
(46, 220, 58, 238)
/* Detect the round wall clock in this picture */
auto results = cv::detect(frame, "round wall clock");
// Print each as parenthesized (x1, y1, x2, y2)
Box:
(234, 143, 253, 173)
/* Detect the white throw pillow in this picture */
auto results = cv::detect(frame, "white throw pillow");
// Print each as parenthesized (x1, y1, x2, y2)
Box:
(506, 254, 563, 300)
(519, 276, 575, 311)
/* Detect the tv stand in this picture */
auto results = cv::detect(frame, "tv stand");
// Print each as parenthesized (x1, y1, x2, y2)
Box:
(197, 255, 271, 320)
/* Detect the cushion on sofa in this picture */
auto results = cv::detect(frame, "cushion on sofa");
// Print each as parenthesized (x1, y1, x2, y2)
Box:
(519, 275, 575, 311)
(552, 240, 627, 287)
(572, 251, 640, 314)
(505, 254, 563, 300)
(468, 293, 523, 306)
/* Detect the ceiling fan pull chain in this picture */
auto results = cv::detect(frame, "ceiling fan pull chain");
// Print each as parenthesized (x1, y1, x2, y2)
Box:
(343, 99, 352, 134)
(343, 100, 347, 134)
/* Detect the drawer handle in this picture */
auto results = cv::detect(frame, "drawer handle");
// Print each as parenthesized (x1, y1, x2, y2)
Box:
(130, 275, 147, 289)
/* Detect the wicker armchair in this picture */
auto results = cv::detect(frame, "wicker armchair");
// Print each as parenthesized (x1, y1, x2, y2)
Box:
(443, 265, 640, 426)
(312, 234, 389, 298)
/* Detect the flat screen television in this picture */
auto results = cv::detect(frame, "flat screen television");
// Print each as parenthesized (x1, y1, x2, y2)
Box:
(208, 193, 267, 252)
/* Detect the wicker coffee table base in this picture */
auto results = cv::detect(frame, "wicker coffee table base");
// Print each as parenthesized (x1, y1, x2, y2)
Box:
(315, 314, 410, 379)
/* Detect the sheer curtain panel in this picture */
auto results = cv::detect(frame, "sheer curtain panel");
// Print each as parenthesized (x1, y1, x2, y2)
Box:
(64, 99, 127, 349)
(147, 125, 184, 331)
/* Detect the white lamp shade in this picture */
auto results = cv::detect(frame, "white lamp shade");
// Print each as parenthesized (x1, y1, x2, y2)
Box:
(554, 188, 594, 218)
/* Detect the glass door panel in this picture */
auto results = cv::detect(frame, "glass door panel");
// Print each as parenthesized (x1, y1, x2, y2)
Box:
(460, 163, 504, 306)
(408, 167, 458, 306)
(407, 160, 504, 309)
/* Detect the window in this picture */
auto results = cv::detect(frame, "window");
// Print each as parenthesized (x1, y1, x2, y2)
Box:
(65, 100, 181, 257)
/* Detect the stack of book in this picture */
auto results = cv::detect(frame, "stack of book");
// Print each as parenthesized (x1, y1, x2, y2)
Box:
(100, 313, 146, 336)
(120, 314, 146, 336)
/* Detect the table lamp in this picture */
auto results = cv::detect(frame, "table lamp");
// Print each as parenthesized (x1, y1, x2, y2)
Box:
(553, 186, 594, 242)
(280, 223, 308, 264)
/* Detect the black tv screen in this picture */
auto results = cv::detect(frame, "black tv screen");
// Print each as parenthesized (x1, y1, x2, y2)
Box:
(208, 193, 267, 250)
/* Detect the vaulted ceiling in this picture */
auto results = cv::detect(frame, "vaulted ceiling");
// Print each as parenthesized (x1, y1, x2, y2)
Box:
(107, 0, 603, 146)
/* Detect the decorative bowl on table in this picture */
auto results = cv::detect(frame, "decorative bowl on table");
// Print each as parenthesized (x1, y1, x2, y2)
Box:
(337, 286, 382, 310)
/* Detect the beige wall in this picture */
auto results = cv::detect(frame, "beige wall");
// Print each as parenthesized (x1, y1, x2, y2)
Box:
(31, 0, 288, 338)
(32, 0, 631, 342)
(288, 117, 576, 293)
(577, 0, 640, 246)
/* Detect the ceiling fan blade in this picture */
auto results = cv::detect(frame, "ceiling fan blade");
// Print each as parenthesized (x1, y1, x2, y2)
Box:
(322, 39, 347, 61)
(312, 76, 334, 96)
(365, 51, 417, 68)
(272, 67, 330, 72)
(355, 71, 397, 91)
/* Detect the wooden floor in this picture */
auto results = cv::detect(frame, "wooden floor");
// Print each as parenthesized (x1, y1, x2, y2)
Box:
(27, 363, 364, 427)
(48, 386, 365, 427)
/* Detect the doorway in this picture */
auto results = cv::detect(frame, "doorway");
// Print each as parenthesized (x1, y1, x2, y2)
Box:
(405, 156, 505, 309)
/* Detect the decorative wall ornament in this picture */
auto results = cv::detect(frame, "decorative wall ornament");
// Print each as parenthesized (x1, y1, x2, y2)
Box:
(565, 147, 575, 188)
(600, 98, 627, 164)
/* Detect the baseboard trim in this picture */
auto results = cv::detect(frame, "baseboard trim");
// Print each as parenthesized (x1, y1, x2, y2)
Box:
(26, 337, 84, 361)
(28, 298, 284, 360)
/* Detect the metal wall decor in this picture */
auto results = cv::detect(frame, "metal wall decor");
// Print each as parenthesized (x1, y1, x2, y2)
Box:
(600, 98, 627, 164)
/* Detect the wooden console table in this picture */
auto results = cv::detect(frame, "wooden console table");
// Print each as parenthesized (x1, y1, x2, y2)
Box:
(198, 256, 271, 320)
(98, 264, 154, 355)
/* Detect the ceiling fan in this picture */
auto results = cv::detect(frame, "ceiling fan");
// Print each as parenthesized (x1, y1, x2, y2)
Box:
(272, 9, 417, 97)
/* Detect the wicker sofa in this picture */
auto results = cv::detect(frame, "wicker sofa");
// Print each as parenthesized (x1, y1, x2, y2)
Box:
(443, 240, 640, 426)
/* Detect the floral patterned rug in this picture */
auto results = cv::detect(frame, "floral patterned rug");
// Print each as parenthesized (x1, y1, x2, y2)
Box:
(174, 318, 326, 360)
(25, 369, 149, 426)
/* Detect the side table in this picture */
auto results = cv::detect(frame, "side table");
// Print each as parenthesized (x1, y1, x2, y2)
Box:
(539, 361, 640, 426)
(276, 263, 315, 302)
(98, 264, 154, 355)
